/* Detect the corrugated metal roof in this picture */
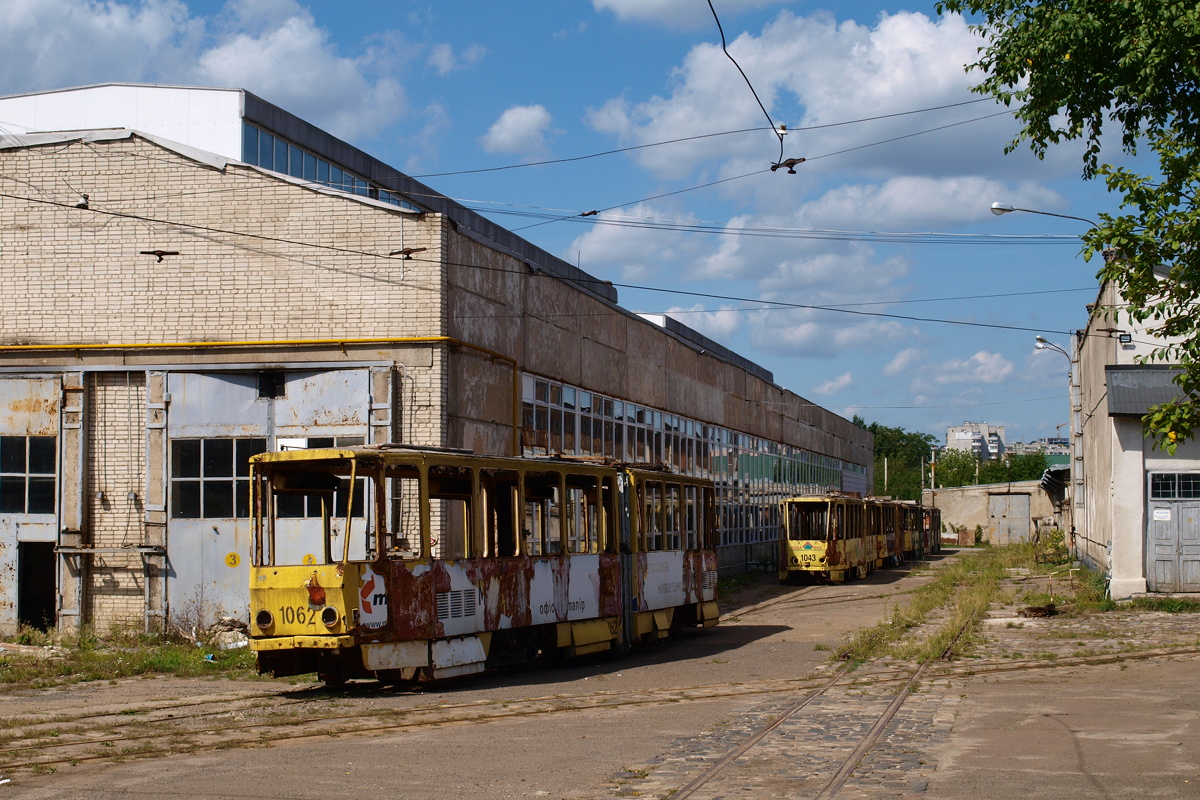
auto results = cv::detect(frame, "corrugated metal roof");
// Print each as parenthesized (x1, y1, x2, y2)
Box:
(1106, 365, 1190, 416)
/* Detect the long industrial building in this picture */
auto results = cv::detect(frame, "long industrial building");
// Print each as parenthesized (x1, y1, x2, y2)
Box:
(0, 84, 871, 634)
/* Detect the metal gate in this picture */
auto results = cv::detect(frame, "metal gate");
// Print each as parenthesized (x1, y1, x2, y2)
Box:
(987, 493, 1031, 545)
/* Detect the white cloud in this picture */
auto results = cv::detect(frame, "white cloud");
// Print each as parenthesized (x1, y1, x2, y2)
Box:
(664, 305, 743, 342)
(0, 0, 409, 142)
(813, 371, 853, 395)
(592, 0, 791, 30)
(554, 22, 589, 40)
(198, 11, 406, 141)
(750, 311, 910, 359)
(930, 350, 1014, 385)
(481, 104, 554, 157)
(568, 203, 697, 281)
(884, 347, 925, 377)
(428, 42, 486, 75)
(586, 11, 1071, 184)
(0, 0, 203, 92)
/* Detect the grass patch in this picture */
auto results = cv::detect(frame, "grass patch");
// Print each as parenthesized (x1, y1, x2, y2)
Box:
(1129, 596, 1200, 613)
(0, 625, 259, 691)
(837, 542, 1073, 666)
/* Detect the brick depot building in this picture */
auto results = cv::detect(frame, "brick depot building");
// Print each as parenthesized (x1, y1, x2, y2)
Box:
(0, 84, 871, 635)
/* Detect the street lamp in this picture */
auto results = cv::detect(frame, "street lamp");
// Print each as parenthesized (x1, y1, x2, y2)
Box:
(990, 202, 1098, 227)
(1035, 335, 1071, 361)
(1033, 335, 1077, 551)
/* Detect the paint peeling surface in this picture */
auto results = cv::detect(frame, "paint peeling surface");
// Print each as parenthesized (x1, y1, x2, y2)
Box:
(0, 378, 59, 435)
(0, 534, 15, 634)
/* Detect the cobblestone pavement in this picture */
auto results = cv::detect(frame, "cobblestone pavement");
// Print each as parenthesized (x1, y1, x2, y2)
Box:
(605, 570, 1200, 799)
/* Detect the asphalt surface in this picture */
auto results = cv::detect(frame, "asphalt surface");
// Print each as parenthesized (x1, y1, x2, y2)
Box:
(2, 553, 1199, 799)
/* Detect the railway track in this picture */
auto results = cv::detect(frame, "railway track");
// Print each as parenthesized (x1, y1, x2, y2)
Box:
(3, 641, 1197, 776)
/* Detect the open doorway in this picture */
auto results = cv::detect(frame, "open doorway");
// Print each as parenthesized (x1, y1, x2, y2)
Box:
(17, 542, 56, 629)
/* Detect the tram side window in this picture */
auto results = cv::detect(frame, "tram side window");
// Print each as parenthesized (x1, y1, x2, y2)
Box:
(481, 469, 520, 557)
(643, 481, 663, 551)
(565, 475, 601, 554)
(789, 505, 827, 541)
(665, 484, 682, 550)
(429, 465, 472, 561)
(524, 471, 562, 555)
(384, 469, 421, 559)
(683, 485, 698, 550)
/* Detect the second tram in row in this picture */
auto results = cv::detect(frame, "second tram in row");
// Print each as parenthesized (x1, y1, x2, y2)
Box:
(779, 494, 941, 582)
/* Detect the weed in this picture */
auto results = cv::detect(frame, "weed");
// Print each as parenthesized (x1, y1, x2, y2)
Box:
(1129, 596, 1200, 614)
(0, 627, 258, 692)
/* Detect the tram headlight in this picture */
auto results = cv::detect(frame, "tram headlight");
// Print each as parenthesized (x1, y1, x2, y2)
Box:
(321, 606, 340, 628)
(255, 609, 274, 630)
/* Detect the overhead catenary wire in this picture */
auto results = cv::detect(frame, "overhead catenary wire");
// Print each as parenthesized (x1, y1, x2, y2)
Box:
(707, 0, 786, 166)
(45, 104, 1022, 244)
(409, 98, 992, 180)
(0, 187, 1095, 341)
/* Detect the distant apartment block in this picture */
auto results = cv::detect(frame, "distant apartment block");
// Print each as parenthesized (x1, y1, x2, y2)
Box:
(946, 423, 1006, 461)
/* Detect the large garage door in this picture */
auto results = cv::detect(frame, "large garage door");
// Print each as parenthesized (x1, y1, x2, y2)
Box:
(164, 369, 385, 623)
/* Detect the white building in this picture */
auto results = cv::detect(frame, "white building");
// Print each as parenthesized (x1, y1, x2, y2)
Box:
(946, 423, 1006, 461)
(1074, 267, 1200, 597)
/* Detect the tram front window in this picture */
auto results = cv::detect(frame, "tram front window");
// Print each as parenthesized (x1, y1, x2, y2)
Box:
(263, 468, 370, 565)
(789, 505, 827, 541)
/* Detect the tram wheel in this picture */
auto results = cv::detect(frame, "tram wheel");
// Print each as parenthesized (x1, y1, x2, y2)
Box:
(318, 671, 346, 687)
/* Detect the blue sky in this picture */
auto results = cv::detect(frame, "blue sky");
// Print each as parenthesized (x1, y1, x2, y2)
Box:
(0, 0, 1128, 446)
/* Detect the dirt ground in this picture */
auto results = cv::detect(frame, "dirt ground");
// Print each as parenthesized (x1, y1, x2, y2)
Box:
(2, 553, 1199, 799)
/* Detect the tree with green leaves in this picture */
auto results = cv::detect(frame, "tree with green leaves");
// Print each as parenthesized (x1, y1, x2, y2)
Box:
(853, 416, 937, 501)
(935, 0, 1200, 453)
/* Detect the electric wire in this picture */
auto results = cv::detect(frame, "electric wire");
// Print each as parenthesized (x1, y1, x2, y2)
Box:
(0, 185, 1094, 341)
(707, 0, 785, 165)
(409, 98, 990, 179)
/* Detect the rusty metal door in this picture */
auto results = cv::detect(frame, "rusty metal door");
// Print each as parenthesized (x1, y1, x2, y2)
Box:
(1147, 502, 1200, 593)
(987, 493, 1031, 545)
(165, 369, 376, 624)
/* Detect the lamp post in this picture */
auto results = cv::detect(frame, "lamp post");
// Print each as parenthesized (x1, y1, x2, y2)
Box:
(1034, 334, 1076, 549)
(993, 202, 1096, 549)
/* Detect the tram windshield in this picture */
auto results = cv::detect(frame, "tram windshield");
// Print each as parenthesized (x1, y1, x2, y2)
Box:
(788, 504, 828, 541)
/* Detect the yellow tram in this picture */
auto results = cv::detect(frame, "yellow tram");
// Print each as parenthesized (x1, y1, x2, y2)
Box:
(780, 494, 941, 583)
(247, 445, 720, 684)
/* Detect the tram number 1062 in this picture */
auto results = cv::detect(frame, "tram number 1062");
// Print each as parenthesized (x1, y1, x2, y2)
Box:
(279, 605, 317, 625)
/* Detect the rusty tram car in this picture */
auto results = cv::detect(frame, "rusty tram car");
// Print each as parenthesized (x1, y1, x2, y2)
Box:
(779, 494, 941, 582)
(247, 445, 720, 684)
